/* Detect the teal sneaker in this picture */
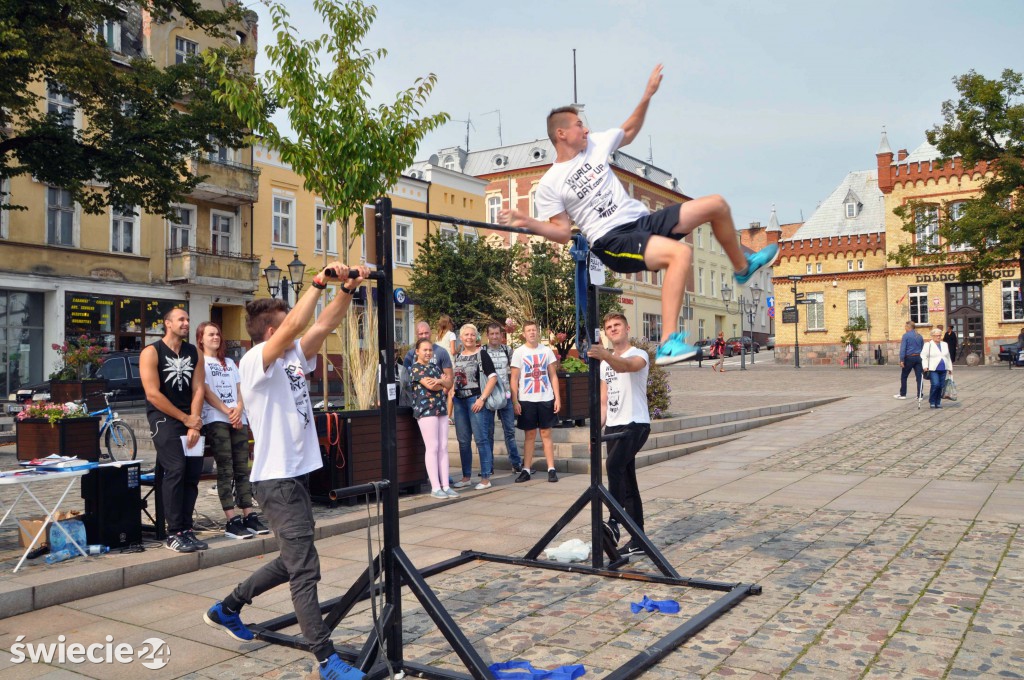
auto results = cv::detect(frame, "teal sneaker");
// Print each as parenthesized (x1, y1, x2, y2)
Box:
(735, 244, 779, 285)
(655, 333, 698, 366)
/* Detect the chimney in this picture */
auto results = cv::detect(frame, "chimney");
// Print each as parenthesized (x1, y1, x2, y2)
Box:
(897, 149, 909, 161)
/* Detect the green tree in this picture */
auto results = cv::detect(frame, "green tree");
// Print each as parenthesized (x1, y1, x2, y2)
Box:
(1, 0, 256, 216)
(408, 232, 525, 327)
(524, 242, 622, 359)
(203, 0, 447, 234)
(889, 69, 1024, 283)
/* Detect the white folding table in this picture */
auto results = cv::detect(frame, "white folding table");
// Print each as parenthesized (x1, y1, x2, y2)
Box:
(0, 468, 90, 572)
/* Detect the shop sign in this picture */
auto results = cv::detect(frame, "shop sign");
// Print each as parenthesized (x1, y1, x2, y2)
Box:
(915, 268, 1016, 283)
(929, 297, 945, 312)
(619, 297, 634, 305)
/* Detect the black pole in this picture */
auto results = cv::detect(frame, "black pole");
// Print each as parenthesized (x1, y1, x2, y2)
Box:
(374, 196, 404, 669)
(739, 297, 746, 371)
(793, 279, 801, 369)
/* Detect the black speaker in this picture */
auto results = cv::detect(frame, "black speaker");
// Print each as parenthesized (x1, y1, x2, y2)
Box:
(81, 461, 143, 548)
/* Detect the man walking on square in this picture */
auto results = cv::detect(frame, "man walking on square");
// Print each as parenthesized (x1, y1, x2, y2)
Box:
(141, 307, 206, 553)
(204, 261, 368, 680)
(896, 321, 924, 400)
(499, 64, 778, 366)
(510, 320, 561, 483)
(588, 313, 650, 556)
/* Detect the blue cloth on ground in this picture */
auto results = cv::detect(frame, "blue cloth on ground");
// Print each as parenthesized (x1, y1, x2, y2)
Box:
(488, 660, 586, 679)
(630, 595, 681, 614)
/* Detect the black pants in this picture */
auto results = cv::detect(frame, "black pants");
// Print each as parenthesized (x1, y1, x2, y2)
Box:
(605, 423, 651, 532)
(148, 414, 203, 535)
(227, 477, 335, 662)
(899, 355, 923, 397)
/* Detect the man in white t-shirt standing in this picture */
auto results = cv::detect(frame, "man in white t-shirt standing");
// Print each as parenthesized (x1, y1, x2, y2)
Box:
(499, 64, 778, 367)
(204, 260, 369, 680)
(588, 313, 650, 557)
(510, 320, 561, 483)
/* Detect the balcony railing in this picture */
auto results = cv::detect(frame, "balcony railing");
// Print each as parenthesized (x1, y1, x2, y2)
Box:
(166, 246, 261, 292)
(189, 156, 260, 206)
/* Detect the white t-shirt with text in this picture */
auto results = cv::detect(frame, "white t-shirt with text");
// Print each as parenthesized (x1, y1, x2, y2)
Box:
(601, 346, 650, 427)
(511, 344, 558, 403)
(239, 339, 321, 483)
(534, 128, 650, 244)
(201, 356, 247, 426)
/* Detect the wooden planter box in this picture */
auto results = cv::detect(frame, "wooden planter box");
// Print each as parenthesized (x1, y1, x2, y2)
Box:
(309, 408, 426, 504)
(49, 379, 107, 404)
(15, 417, 102, 461)
(556, 371, 590, 424)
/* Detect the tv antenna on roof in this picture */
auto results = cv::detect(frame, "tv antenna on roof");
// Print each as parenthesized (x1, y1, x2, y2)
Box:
(481, 109, 502, 147)
(449, 114, 475, 151)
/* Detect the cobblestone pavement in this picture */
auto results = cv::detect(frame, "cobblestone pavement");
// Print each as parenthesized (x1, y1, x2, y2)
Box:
(0, 362, 1021, 679)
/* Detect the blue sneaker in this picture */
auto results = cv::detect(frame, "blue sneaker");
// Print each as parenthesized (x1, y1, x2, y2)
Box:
(204, 602, 254, 642)
(320, 654, 365, 680)
(655, 333, 698, 366)
(734, 243, 779, 285)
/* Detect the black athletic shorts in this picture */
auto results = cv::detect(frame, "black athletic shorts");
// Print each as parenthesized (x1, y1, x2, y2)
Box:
(590, 204, 682, 274)
(516, 399, 557, 431)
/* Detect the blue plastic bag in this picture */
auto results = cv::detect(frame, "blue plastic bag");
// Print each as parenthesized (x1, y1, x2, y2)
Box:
(49, 519, 87, 555)
(489, 660, 586, 680)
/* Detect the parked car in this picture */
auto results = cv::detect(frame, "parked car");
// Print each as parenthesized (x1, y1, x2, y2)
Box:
(725, 336, 760, 357)
(766, 336, 776, 350)
(8, 351, 143, 405)
(998, 342, 1024, 366)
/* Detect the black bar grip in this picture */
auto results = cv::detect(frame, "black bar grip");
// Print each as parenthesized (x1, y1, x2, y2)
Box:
(328, 480, 391, 501)
(322, 268, 384, 281)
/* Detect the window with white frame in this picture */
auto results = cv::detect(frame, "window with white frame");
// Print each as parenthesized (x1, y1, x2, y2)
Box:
(698, 318, 705, 340)
(806, 263, 812, 274)
(858, 259, 864, 270)
(909, 285, 929, 325)
(440, 224, 458, 241)
(642, 313, 662, 342)
(698, 267, 704, 295)
(175, 36, 198, 64)
(720, 272, 727, 300)
(442, 155, 455, 170)
(816, 262, 822, 273)
(211, 210, 235, 254)
(169, 205, 195, 250)
(529, 187, 540, 219)
(947, 201, 971, 251)
(915, 205, 939, 252)
(806, 292, 825, 330)
(46, 186, 75, 246)
(1002, 280, 1024, 321)
(272, 196, 293, 246)
(97, 18, 121, 51)
(847, 260, 854, 271)
(394, 308, 408, 346)
(46, 84, 75, 126)
(710, 270, 717, 298)
(207, 137, 231, 163)
(110, 206, 138, 254)
(314, 205, 336, 254)
(395, 221, 412, 265)
(845, 201, 857, 218)
(487, 195, 501, 224)
(696, 226, 703, 249)
(847, 289, 866, 326)
(678, 315, 686, 334)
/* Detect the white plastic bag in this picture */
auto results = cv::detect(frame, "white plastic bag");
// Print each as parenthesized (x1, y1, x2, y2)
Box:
(543, 538, 591, 563)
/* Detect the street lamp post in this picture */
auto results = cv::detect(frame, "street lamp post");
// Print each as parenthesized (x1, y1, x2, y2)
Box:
(720, 283, 738, 367)
(747, 283, 762, 366)
(263, 254, 306, 303)
(788, 275, 803, 368)
(263, 258, 282, 298)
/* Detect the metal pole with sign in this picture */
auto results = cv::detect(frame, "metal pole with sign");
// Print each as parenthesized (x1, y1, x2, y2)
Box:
(788, 276, 803, 368)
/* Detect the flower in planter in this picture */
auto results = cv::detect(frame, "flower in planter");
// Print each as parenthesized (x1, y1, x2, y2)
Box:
(16, 401, 89, 426)
(50, 334, 108, 380)
(560, 356, 589, 374)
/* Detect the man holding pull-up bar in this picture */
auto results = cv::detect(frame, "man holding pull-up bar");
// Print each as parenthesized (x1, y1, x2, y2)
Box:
(204, 261, 369, 680)
(500, 64, 778, 365)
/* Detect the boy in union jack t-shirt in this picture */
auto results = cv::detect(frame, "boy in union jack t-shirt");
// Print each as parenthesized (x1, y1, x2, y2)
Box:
(510, 320, 561, 483)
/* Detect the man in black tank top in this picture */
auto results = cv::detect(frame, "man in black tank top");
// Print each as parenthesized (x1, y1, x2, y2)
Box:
(141, 307, 206, 553)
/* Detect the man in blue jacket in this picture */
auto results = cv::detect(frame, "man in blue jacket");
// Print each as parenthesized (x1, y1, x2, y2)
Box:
(896, 321, 924, 400)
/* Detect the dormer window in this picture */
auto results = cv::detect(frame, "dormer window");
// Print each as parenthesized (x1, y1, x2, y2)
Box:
(529, 147, 546, 162)
(492, 154, 508, 169)
(635, 165, 647, 178)
(443, 155, 455, 170)
(845, 202, 858, 218)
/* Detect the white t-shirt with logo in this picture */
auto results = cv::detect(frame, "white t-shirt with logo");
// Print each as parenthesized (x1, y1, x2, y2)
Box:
(239, 339, 321, 483)
(601, 346, 650, 427)
(534, 128, 650, 244)
(201, 356, 247, 426)
(511, 344, 558, 403)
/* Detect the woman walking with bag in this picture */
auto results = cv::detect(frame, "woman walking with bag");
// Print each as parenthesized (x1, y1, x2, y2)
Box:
(710, 332, 727, 373)
(922, 327, 953, 409)
(409, 339, 457, 499)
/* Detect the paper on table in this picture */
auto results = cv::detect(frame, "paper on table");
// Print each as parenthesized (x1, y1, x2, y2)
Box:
(181, 435, 205, 457)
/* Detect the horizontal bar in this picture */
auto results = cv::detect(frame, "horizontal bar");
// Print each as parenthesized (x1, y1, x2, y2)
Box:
(391, 207, 534, 236)
(596, 286, 623, 295)
(324, 268, 386, 281)
(329, 480, 391, 501)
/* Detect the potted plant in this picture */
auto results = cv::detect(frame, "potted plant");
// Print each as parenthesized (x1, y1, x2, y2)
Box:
(15, 401, 101, 461)
(556, 354, 590, 424)
(49, 334, 108, 402)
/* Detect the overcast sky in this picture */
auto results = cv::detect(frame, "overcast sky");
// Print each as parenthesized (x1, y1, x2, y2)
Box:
(250, 0, 1022, 229)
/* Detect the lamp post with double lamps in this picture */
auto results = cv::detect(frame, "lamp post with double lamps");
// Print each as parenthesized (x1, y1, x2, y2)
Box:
(720, 282, 739, 368)
(739, 283, 763, 368)
(263, 253, 307, 303)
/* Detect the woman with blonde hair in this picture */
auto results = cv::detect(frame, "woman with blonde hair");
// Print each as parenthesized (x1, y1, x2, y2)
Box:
(451, 324, 499, 490)
(922, 327, 953, 408)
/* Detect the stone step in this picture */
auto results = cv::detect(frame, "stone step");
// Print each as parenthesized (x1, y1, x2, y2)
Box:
(562, 433, 746, 475)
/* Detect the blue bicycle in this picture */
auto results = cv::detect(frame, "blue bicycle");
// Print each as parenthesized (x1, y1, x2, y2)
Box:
(83, 391, 137, 461)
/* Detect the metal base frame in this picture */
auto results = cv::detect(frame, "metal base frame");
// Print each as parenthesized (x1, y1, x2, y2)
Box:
(250, 197, 761, 680)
